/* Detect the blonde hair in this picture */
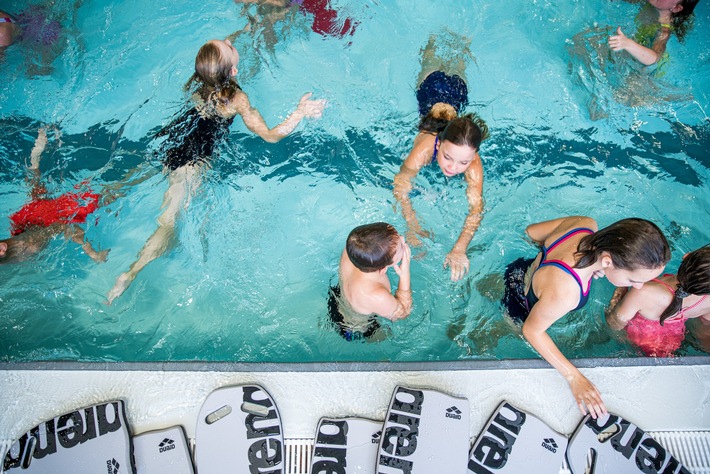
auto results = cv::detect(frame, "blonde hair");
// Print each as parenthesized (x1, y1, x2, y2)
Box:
(184, 41, 240, 112)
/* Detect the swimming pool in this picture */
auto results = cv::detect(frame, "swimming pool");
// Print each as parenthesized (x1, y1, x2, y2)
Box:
(1, 0, 708, 363)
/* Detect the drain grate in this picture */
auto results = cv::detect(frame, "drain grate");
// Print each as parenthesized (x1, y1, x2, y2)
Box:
(284, 431, 710, 474)
(284, 438, 313, 474)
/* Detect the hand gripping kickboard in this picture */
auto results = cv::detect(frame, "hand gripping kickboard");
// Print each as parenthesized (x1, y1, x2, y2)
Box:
(467, 400, 567, 473)
(132, 425, 194, 474)
(310, 417, 382, 474)
(377, 385, 470, 473)
(2, 400, 134, 474)
(566, 412, 690, 474)
(195, 385, 284, 474)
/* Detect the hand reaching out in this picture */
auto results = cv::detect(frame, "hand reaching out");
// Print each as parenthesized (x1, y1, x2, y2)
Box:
(297, 92, 327, 119)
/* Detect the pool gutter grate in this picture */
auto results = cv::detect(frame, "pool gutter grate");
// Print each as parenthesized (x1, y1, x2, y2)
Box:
(284, 431, 710, 474)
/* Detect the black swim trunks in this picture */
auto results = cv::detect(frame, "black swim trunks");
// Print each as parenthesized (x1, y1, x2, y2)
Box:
(327, 285, 381, 341)
(502, 257, 534, 324)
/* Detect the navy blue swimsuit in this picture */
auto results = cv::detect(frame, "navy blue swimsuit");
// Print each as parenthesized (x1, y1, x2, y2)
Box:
(503, 227, 594, 323)
(416, 71, 469, 117)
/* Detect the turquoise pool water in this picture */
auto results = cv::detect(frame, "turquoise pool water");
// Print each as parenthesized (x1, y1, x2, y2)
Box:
(0, 0, 708, 363)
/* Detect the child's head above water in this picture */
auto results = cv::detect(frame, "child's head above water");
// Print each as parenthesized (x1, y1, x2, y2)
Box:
(346, 222, 402, 272)
(186, 39, 241, 107)
(575, 218, 671, 287)
(657, 245, 710, 322)
(654, 0, 700, 40)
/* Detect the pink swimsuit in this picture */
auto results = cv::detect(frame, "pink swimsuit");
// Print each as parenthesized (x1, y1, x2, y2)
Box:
(625, 276, 708, 357)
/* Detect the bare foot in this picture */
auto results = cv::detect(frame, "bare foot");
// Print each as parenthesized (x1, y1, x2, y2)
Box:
(107, 272, 133, 305)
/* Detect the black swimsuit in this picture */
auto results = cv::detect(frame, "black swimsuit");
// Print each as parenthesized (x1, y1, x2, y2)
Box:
(159, 107, 235, 171)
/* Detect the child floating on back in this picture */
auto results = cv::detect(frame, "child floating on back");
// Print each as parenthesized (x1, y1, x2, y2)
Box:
(329, 222, 412, 341)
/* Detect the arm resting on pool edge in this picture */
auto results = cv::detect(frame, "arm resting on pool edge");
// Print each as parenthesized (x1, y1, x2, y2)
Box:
(232, 91, 326, 143)
(444, 161, 483, 281)
(521, 290, 608, 419)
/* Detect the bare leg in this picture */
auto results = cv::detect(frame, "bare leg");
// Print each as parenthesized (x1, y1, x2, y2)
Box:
(417, 31, 473, 87)
(107, 166, 200, 304)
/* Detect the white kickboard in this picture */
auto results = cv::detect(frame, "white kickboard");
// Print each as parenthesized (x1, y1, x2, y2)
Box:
(195, 385, 284, 474)
(2, 400, 134, 474)
(132, 425, 194, 474)
(378, 386, 470, 473)
(468, 400, 567, 473)
(310, 417, 382, 474)
(566, 413, 689, 474)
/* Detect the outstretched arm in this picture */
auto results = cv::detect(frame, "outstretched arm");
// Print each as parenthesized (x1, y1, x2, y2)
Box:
(522, 287, 607, 418)
(444, 160, 483, 281)
(608, 26, 670, 65)
(234, 91, 326, 143)
(64, 225, 109, 263)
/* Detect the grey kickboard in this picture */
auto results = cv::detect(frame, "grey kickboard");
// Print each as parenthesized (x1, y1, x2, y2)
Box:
(195, 385, 284, 474)
(2, 400, 134, 474)
(310, 417, 382, 474)
(132, 425, 194, 474)
(468, 400, 567, 473)
(378, 385, 470, 473)
(566, 412, 689, 474)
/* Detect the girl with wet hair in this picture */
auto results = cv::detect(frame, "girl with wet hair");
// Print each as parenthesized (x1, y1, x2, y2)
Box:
(394, 33, 489, 282)
(107, 37, 326, 304)
(607, 245, 710, 357)
(503, 216, 671, 419)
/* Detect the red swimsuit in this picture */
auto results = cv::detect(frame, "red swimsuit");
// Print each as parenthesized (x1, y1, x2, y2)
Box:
(10, 191, 100, 236)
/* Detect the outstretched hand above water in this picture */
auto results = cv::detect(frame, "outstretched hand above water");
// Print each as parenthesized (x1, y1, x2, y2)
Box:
(297, 92, 326, 119)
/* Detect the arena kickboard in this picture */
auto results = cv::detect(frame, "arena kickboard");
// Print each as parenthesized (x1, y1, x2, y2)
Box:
(468, 400, 567, 473)
(2, 400, 134, 474)
(132, 425, 194, 474)
(310, 417, 382, 474)
(566, 412, 689, 474)
(195, 385, 284, 474)
(378, 385, 470, 473)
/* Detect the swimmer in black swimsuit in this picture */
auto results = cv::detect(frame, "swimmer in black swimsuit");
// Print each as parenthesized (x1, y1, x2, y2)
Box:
(107, 36, 326, 304)
(393, 33, 489, 282)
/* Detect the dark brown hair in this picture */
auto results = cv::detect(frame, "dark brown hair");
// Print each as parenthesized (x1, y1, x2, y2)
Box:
(659, 245, 710, 324)
(575, 218, 671, 270)
(346, 222, 400, 273)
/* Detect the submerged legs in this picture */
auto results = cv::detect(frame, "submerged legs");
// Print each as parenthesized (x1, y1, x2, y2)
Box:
(107, 165, 199, 304)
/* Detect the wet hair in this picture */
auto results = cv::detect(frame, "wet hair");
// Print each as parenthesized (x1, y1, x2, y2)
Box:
(672, 0, 700, 42)
(574, 218, 671, 271)
(418, 102, 458, 134)
(659, 245, 710, 324)
(439, 113, 489, 151)
(184, 41, 240, 110)
(346, 222, 400, 273)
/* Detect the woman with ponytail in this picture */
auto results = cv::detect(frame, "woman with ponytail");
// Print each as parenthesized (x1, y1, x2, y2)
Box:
(394, 33, 489, 281)
(107, 37, 325, 303)
(607, 245, 710, 357)
(503, 216, 671, 418)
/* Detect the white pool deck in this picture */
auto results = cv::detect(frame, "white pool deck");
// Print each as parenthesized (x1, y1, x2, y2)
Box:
(1, 357, 709, 472)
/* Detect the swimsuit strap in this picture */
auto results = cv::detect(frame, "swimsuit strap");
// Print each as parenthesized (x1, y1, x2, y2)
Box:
(543, 227, 595, 254)
(677, 295, 708, 319)
(431, 135, 439, 163)
(540, 259, 591, 297)
(0, 17, 14, 23)
(652, 276, 676, 295)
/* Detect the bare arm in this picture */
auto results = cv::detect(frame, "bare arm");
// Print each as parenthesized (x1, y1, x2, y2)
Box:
(368, 244, 413, 321)
(64, 225, 109, 263)
(444, 160, 483, 281)
(605, 287, 637, 331)
(233, 91, 325, 143)
(525, 216, 595, 245)
(393, 133, 435, 246)
(608, 26, 670, 66)
(522, 281, 607, 418)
